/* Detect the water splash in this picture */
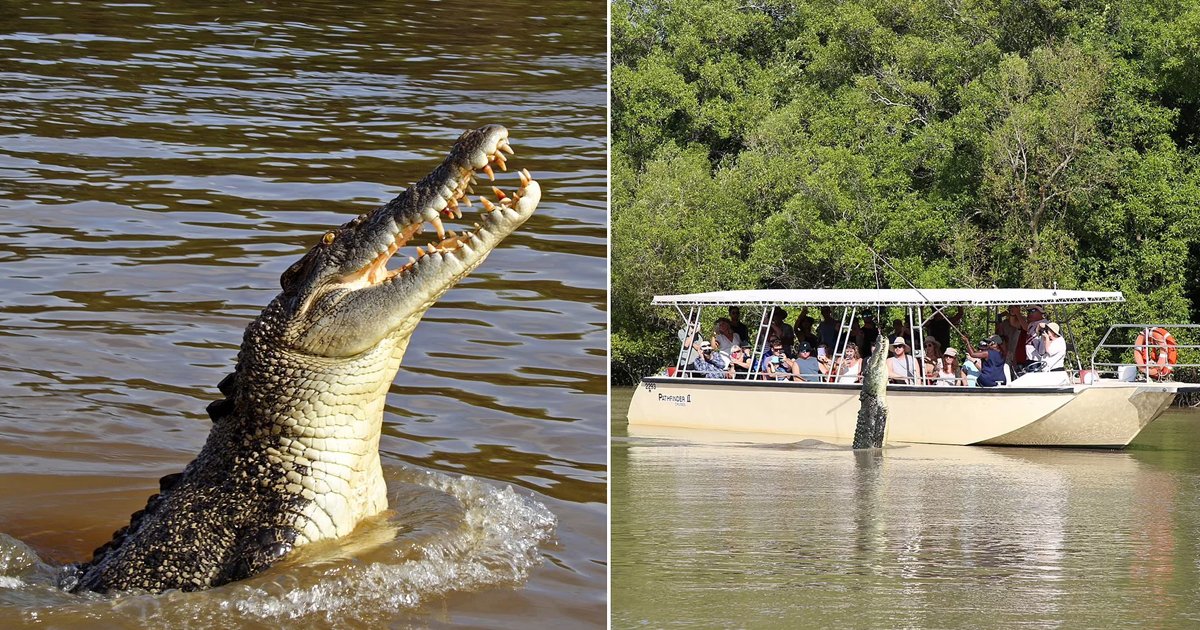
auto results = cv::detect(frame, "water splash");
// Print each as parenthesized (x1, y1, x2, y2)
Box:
(0, 468, 556, 626)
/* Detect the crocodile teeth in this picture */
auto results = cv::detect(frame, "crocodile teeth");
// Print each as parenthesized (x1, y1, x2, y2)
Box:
(498, 140, 514, 155)
(480, 197, 496, 212)
(494, 153, 507, 171)
(482, 164, 495, 181)
(492, 186, 507, 200)
(430, 215, 445, 240)
(519, 168, 530, 186)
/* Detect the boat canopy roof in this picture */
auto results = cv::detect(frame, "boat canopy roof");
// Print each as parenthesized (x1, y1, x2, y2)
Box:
(652, 288, 1124, 308)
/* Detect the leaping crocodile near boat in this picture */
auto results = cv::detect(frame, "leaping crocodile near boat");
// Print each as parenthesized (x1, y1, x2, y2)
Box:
(58, 124, 542, 594)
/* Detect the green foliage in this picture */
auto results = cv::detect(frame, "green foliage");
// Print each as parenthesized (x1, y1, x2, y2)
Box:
(611, 331, 677, 384)
(612, 0, 1200, 384)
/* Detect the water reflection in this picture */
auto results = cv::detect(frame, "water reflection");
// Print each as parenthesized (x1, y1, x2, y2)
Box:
(613, 390, 1200, 628)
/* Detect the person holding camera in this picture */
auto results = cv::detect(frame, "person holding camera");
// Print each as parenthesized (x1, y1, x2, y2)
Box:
(1031, 321, 1066, 371)
(725, 345, 752, 378)
(761, 339, 801, 381)
(793, 342, 825, 382)
(689, 340, 729, 379)
(962, 334, 1008, 387)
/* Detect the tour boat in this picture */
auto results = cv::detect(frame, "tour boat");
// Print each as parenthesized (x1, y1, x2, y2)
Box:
(626, 289, 1191, 448)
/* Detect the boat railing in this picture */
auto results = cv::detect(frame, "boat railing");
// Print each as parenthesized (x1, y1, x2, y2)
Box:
(1090, 324, 1200, 382)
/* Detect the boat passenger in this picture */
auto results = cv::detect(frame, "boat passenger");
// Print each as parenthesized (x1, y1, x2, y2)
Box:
(960, 343, 982, 386)
(1024, 306, 1046, 367)
(859, 314, 879, 357)
(889, 318, 912, 348)
(689, 340, 729, 379)
(794, 310, 818, 349)
(963, 335, 1008, 387)
(767, 307, 795, 350)
(887, 336, 918, 384)
(711, 318, 742, 354)
(793, 342, 824, 382)
(727, 306, 750, 346)
(761, 339, 801, 381)
(677, 323, 702, 367)
(756, 336, 783, 369)
(997, 305, 1028, 366)
(725, 345, 752, 377)
(924, 306, 963, 351)
(829, 343, 863, 383)
(816, 306, 840, 350)
(923, 338, 944, 365)
(936, 348, 964, 386)
(1031, 321, 1066, 371)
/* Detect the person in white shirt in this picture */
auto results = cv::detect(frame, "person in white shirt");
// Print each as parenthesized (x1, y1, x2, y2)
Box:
(1033, 321, 1067, 371)
(710, 318, 742, 354)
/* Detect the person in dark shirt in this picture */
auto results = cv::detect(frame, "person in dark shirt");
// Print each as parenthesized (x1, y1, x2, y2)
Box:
(963, 334, 1007, 387)
(924, 306, 963, 351)
(816, 306, 840, 350)
(859, 313, 879, 358)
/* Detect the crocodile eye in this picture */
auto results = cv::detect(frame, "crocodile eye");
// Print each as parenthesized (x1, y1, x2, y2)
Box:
(322, 231, 336, 245)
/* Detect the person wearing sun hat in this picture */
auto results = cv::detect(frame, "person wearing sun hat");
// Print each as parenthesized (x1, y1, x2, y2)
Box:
(1032, 321, 1067, 371)
(886, 336, 918, 384)
(936, 347, 964, 386)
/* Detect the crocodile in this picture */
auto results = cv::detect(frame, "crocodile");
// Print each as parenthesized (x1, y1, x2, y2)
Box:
(851, 332, 888, 450)
(59, 124, 542, 594)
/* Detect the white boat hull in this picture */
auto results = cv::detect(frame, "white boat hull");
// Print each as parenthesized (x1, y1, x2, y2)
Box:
(627, 377, 1179, 448)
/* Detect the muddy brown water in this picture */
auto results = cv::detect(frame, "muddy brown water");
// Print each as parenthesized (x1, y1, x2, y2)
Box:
(0, 1, 606, 627)
(612, 387, 1200, 628)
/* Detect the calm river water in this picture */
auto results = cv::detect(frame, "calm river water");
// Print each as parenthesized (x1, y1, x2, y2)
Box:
(0, 1, 606, 627)
(613, 387, 1200, 628)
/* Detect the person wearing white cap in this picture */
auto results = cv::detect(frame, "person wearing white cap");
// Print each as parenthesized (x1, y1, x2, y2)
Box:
(689, 340, 729, 379)
(886, 336, 918, 384)
(1032, 321, 1067, 371)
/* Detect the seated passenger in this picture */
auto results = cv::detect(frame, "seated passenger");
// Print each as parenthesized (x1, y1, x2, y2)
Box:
(962, 335, 1007, 387)
(889, 319, 911, 348)
(921, 338, 943, 384)
(922, 354, 938, 385)
(829, 343, 863, 383)
(689, 340, 728, 378)
(711, 317, 742, 354)
(761, 339, 801, 381)
(793, 342, 824, 382)
(936, 348, 964, 386)
(959, 341, 984, 386)
(887, 336, 918, 384)
(756, 336, 783, 371)
(726, 345, 752, 377)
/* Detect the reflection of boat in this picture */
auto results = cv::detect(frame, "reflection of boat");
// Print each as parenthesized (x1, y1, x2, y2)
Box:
(628, 289, 1185, 448)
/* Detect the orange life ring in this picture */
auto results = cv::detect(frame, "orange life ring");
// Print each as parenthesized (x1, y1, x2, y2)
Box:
(1134, 327, 1177, 378)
